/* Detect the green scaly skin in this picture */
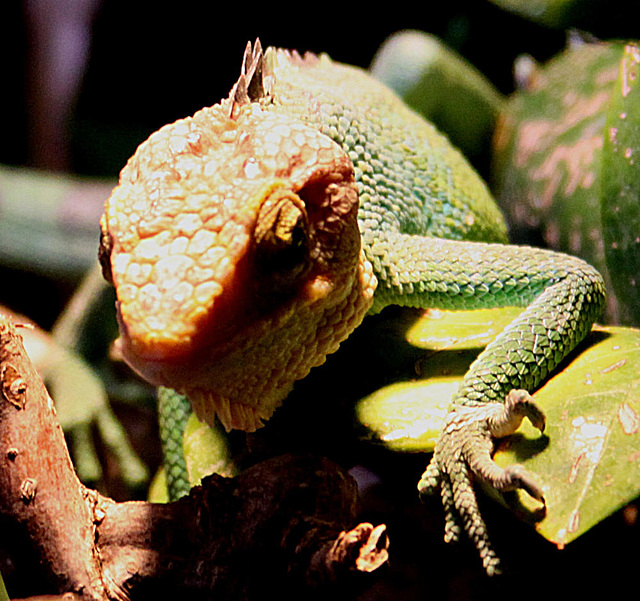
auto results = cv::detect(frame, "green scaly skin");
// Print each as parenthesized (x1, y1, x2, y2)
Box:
(118, 42, 605, 574)
(157, 386, 192, 499)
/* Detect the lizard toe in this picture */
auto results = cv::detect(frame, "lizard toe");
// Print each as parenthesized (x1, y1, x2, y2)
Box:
(418, 391, 546, 574)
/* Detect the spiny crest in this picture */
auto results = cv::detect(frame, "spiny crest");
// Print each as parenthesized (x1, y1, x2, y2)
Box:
(229, 39, 270, 112)
(228, 39, 323, 117)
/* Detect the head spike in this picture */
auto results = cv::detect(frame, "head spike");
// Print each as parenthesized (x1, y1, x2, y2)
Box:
(229, 39, 270, 117)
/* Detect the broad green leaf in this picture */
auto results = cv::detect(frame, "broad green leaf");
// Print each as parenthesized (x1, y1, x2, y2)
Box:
(371, 30, 504, 164)
(493, 325, 640, 546)
(357, 324, 640, 547)
(492, 41, 625, 322)
(495, 41, 640, 326)
(406, 307, 523, 350)
(357, 308, 522, 451)
(487, 0, 603, 28)
(601, 44, 640, 325)
(356, 380, 453, 452)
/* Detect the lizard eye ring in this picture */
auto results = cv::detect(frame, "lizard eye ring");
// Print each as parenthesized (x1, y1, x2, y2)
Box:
(254, 185, 311, 286)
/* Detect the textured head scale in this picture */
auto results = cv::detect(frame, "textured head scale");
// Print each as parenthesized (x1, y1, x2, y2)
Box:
(100, 41, 376, 431)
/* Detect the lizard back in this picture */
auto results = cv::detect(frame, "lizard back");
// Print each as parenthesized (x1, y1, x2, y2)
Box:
(258, 45, 508, 247)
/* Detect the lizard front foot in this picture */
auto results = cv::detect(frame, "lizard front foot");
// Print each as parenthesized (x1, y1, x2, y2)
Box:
(418, 389, 546, 575)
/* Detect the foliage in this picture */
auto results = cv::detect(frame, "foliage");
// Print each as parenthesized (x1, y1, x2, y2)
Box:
(491, 41, 640, 326)
(357, 309, 640, 547)
(601, 44, 640, 324)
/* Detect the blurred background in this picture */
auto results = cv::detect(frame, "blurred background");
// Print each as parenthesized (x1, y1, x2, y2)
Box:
(2, 0, 570, 177)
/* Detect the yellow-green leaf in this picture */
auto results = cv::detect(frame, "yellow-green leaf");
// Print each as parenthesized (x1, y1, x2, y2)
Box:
(406, 307, 523, 350)
(356, 324, 640, 547)
(0, 571, 8, 601)
(370, 30, 504, 164)
(357, 308, 521, 451)
(494, 325, 640, 546)
(183, 413, 236, 485)
(147, 467, 169, 503)
(601, 44, 640, 324)
(356, 380, 453, 452)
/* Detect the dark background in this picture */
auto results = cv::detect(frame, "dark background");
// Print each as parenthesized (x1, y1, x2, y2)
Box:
(1, 0, 570, 177)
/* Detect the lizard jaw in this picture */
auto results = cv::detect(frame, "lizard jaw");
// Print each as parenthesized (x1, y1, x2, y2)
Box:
(114, 245, 376, 433)
(178, 253, 376, 434)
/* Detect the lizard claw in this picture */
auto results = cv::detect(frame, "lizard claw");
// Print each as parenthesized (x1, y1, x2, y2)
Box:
(418, 389, 545, 575)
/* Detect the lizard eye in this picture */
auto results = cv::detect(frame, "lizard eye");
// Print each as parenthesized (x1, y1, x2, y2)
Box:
(98, 220, 114, 285)
(254, 186, 311, 289)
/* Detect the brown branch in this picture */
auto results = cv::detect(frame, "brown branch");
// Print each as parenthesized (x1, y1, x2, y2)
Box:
(0, 315, 388, 600)
(0, 316, 104, 598)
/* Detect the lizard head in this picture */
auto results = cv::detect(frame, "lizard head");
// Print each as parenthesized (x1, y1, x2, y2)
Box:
(99, 64, 377, 431)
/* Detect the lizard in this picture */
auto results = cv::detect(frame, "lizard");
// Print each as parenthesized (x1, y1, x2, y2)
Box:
(98, 40, 606, 575)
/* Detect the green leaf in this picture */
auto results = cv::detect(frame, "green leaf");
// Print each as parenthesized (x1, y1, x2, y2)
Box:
(494, 325, 640, 546)
(371, 30, 504, 163)
(405, 306, 523, 350)
(601, 43, 640, 325)
(357, 308, 519, 451)
(357, 322, 640, 547)
(487, 0, 603, 28)
(492, 42, 625, 321)
(148, 415, 236, 502)
(0, 569, 9, 601)
(183, 413, 236, 485)
(356, 379, 453, 452)
(0, 166, 114, 278)
(147, 467, 169, 503)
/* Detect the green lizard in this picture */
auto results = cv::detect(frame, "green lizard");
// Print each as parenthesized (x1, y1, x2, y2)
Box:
(99, 40, 606, 575)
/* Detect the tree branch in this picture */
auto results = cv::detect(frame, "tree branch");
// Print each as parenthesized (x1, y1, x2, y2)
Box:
(0, 316, 104, 598)
(0, 316, 388, 600)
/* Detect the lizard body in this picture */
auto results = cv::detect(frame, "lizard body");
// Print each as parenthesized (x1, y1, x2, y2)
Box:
(100, 41, 605, 574)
